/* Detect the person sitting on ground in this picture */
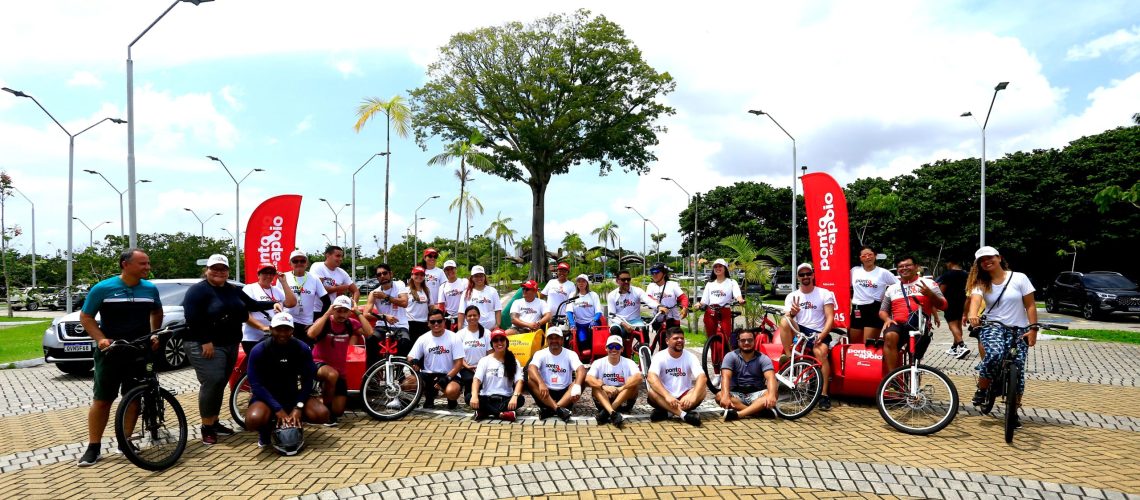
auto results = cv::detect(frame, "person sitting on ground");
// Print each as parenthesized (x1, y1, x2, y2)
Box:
(471, 328, 525, 422)
(245, 312, 330, 448)
(585, 335, 643, 427)
(647, 326, 707, 427)
(308, 295, 372, 426)
(777, 263, 837, 410)
(408, 308, 464, 410)
(526, 327, 586, 422)
(506, 280, 551, 335)
(717, 329, 777, 421)
(879, 255, 947, 373)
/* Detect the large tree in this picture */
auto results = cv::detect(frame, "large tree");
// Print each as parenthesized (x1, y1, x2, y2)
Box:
(409, 10, 675, 282)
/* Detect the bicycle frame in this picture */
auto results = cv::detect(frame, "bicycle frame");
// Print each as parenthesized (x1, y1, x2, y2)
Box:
(776, 322, 824, 389)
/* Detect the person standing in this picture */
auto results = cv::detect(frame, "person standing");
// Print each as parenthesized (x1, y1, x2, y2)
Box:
(420, 248, 447, 305)
(405, 266, 432, 342)
(849, 246, 897, 344)
(282, 249, 329, 344)
(937, 258, 971, 359)
(459, 266, 501, 331)
(241, 265, 297, 356)
(310, 245, 359, 304)
(183, 254, 279, 445)
(436, 260, 468, 329)
(77, 249, 164, 467)
(542, 262, 576, 322)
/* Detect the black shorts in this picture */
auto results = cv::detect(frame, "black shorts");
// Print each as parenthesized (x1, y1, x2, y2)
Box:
(944, 300, 964, 322)
(530, 386, 570, 410)
(882, 324, 914, 350)
(849, 302, 883, 329)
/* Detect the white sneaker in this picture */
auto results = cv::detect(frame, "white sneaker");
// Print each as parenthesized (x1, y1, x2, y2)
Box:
(955, 345, 971, 360)
(945, 345, 958, 356)
(386, 398, 404, 410)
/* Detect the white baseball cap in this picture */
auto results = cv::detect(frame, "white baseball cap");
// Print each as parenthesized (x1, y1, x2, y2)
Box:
(206, 254, 229, 268)
(974, 246, 1000, 259)
(470, 265, 486, 275)
(331, 296, 354, 310)
(289, 249, 307, 260)
(712, 258, 728, 268)
(797, 262, 814, 272)
(270, 312, 294, 328)
(575, 273, 590, 282)
(606, 335, 623, 346)
(443, 260, 457, 269)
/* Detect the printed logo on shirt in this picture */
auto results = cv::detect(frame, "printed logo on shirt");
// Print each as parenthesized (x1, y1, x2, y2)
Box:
(545, 363, 568, 375)
(800, 300, 819, 311)
(617, 297, 637, 308)
(854, 279, 878, 289)
(464, 339, 486, 350)
(601, 372, 626, 384)
(473, 296, 493, 305)
(427, 345, 451, 356)
(485, 367, 501, 378)
(445, 288, 463, 297)
(517, 306, 539, 315)
(321, 277, 335, 287)
(663, 366, 687, 378)
(710, 289, 727, 299)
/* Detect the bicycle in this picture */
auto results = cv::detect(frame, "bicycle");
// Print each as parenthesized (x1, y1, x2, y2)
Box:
(767, 318, 825, 419)
(875, 309, 959, 435)
(973, 319, 1067, 443)
(698, 303, 743, 393)
(109, 327, 189, 471)
(359, 322, 423, 420)
(634, 310, 670, 386)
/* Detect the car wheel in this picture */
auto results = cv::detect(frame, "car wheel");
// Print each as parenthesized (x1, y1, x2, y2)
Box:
(1045, 297, 1058, 313)
(58, 362, 93, 375)
(26, 301, 39, 311)
(1082, 302, 1098, 320)
(161, 335, 188, 369)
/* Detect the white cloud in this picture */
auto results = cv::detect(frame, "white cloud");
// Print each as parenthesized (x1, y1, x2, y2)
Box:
(333, 59, 363, 78)
(220, 85, 244, 111)
(66, 71, 103, 88)
(294, 115, 313, 135)
(1066, 26, 1140, 61)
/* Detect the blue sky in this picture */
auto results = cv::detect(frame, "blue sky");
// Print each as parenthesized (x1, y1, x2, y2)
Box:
(1, 1, 1138, 265)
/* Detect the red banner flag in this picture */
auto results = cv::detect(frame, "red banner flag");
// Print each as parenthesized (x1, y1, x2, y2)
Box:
(243, 195, 303, 283)
(801, 173, 851, 328)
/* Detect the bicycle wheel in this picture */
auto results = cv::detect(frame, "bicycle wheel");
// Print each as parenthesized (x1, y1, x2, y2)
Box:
(229, 374, 252, 430)
(876, 364, 959, 435)
(701, 334, 725, 393)
(361, 359, 422, 420)
(115, 386, 188, 471)
(1004, 362, 1020, 444)
(637, 345, 653, 392)
(774, 361, 822, 420)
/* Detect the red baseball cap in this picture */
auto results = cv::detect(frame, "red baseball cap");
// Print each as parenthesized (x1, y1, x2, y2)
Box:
(423, 248, 438, 257)
(411, 266, 425, 275)
(557, 262, 570, 271)
(490, 329, 508, 342)
(521, 279, 538, 290)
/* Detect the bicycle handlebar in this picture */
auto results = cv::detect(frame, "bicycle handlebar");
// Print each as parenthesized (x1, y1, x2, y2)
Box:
(978, 318, 1068, 331)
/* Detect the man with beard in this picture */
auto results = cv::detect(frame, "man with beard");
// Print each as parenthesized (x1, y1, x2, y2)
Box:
(310, 245, 359, 303)
(879, 256, 946, 373)
(364, 263, 411, 361)
(408, 308, 464, 410)
(717, 329, 777, 421)
(506, 280, 551, 335)
(778, 263, 837, 410)
(647, 327, 707, 427)
(526, 327, 586, 422)
(542, 262, 576, 323)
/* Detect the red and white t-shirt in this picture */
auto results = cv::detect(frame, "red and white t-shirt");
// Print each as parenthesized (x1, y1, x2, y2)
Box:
(880, 277, 947, 323)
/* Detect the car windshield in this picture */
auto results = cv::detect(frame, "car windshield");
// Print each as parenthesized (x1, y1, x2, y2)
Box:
(1082, 275, 1138, 290)
(775, 271, 792, 282)
(155, 281, 198, 306)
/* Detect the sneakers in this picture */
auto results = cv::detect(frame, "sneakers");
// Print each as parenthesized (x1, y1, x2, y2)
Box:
(212, 422, 236, 435)
(610, 411, 624, 428)
(499, 411, 516, 422)
(555, 407, 572, 422)
(423, 401, 436, 410)
(322, 415, 339, 427)
(1013, 416, 1023, 429)
(649, 408, 669, 422)
(257, 430, 270, 449)
(682, 412, 702, 427)
(955, 344, 972, 360)
(77, 445, 100, 467)
(447, 399, 458, 410)
(538, 408, 555, 420)
(201, 425, 218, 445)
(724, 409, 740, 422)
(944, 343, 959, 356)
(818, 396, 832, 411)
(595, 409, 611, 425)
(971, 389, 987, 407)
(386, 398, 404, 410)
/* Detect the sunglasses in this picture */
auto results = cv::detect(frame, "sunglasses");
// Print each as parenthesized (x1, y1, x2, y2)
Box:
(377, 271, 390, 276)
(426, 254, 438, 259)
(208, 266, 229, 272)
(606, 344, 622, 351)
(428, 319, 445, 325)
(291, 258, 306, 263)
(618, 278, 632, 283)
(798, 272, 813, 277)
(737, 337, 755, 343)
(492, 337, 508, 343)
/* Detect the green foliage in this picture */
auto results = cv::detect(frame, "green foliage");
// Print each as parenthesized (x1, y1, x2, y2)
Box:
(1059, 329, 1140, 345)
(678, 181, 805, 266)
(1094, 181, 1140, 213)
(0, 320, 52, 363)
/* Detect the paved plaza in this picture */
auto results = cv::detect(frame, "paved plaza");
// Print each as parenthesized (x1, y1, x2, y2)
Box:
(0, 326, 1138, 499)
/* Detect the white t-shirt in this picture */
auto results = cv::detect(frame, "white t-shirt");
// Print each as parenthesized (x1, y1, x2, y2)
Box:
(240, 282, 285, 342)
(310, 263, 352, 301)
(510, 296, 549, 325)
(607, 286, 660, 323)
(438, 277, 469, 315)
(408, 331, 463, 374)
(542, 279, 576, 317)
(474, 355, 522, 397)
(645, 280, 686, 321)
(460, 286, 501, 330)
(372, 280, 409, 329)
(649, 350, 704, 398)
(283, 272, 327, 325)
(785, 286, 838, 331)
(851, 266, 898, 305)
(587, 356, 641, 387)
(570, 291, 601, 325)
(405, 287, 430, 322)
(424, 267, 446, 304)
(528, 347, 583, 390)
(459, 327, 490, 367)
(971, 272, 1036, 328)
(700, 278, 743, 307)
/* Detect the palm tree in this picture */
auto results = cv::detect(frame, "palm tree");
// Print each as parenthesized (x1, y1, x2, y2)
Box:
(354, 95, 412, 263)
(448, 170, 484, 256)
(650, 232, 666, 264)
(590, 221, 619, 277)
(719, 234, 783, 289)
(428, 131, 494, 256)
(561, 231, 585, 266)
(484, 212, 516, 275)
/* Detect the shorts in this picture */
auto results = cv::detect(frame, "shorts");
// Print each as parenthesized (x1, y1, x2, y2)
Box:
(92, 347, 142, 401)
(314, 362, 349, 397)
(849, 302, 883, 329)
(649, 388, 691, 409)
(531, 386, 570, 410)
(944, 300, 964, 322)
(731, 388, 768, 405)
(592, 388, 636, 413)
(882, 324, 914, 350)
(799, 326, 836, 350)
(478, 394, 526, 416)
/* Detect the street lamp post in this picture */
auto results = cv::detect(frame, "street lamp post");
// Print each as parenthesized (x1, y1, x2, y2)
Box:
(208, 155, 263, 275)
(184, 208, 221, 238)
(84, 169, 150, 238)
(413, 195, 440, 259)
(646, 218, 661, 264)
(3, 86, 126, 313)
(662, 177, 698, 301)
(126, 0, 214, 249)
(625, 206, 649, 275)
(74, 218, 112, 248)
(748, 109, 798, 272)
(220, 227, 234, 242)
(11, 188, 35, 287)
(407, 218, 425, 265)
(318, 199, 350, 247)
(351, 152, 387, 280)
(961, 81, 1009, 247)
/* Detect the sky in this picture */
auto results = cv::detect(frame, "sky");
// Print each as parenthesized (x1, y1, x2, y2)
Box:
(1, 0, 1138, 269)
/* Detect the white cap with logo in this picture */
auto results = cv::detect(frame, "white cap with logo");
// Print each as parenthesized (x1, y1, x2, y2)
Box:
(606, 335, 623, 346)
(712, 258, 728, 268)
(974, 246, 1000, 260)
(206, 254, 229, 268)
(470, 265, 486, 275)
(331, 296, 354, 310)
(443, 260, 457, 269)
(797, 262, 813, 272)
(270, 312, 294, 328)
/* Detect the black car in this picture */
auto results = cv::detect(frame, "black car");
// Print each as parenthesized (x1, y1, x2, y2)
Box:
(51, 286, 90, 311)
(1046, 271, 1140, 320)
(357, 278, 379, 296)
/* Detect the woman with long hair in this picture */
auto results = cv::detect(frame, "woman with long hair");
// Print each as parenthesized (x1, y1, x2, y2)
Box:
(470, 329, 524, 422)
(695, 258, 745, 337)
(460, 265, 501, 331)
(406, 266, 431, 342)
(567, 274, 601, 345)
(457, 305, 490, 403)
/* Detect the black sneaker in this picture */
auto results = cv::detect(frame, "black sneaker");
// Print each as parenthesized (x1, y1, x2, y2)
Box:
(201, 425, 218, 445)
(77, 445, 100, 467)
(556, 407, 572, 422)
(538, 408, 555, 420)
(724, 409, 740, 422)
(1012, 415, 1023, 429)
(971, 389, 987, 407)
(447, 399, 458, 410)
(682, 412, 702, 427)
(595, 409, 611, 425)
(819, 396, 832, 411)
(423, 401, 436, 410)
(322, 414, 339, 427)
(610, 411, 624, 428)
(212, 422, 236, 435)
(257, 429, 270, 449)
(649, 408, 669, 422)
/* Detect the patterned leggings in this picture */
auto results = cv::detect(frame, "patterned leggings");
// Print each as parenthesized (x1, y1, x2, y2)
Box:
(975, 323, 1029, 394)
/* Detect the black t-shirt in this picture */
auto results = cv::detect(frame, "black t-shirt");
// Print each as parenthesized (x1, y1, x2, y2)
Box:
(936, 269, 968, 306)
(182, 281, 276, 346)
(247, 338, 315, 412)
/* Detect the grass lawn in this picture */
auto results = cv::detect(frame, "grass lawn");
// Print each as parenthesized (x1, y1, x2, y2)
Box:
(0, 316, 54, 323)
(1057, 329, 1140, 345)
(0, 320, 52, 364)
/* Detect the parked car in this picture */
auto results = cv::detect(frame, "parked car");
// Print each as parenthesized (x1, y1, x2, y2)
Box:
(357, 278, 379, 296)
(744, 282, 766, 296)
(50, 285, 90, 311)
(10, 287, 57, 311)
(42, 278, 231, 375)
(1046, 271, 1140, 320)
(772, 270, 794, 298)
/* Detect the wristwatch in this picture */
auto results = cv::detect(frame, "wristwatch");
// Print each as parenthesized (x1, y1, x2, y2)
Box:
(295, 401, 304, 409)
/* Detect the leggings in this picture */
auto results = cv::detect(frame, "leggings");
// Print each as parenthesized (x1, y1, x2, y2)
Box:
(184, 341, 238, 419)
(975, 323, 1029, 394)
(703, 307, 733, 337)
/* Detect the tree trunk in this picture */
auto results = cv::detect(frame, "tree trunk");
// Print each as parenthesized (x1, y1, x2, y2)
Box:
(382, 118, 391, 263)
(529, 177, 550, 283)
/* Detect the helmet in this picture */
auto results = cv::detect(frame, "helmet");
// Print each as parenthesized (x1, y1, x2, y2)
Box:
(272, 426, 305, 456)
(649, 262, 669, 274)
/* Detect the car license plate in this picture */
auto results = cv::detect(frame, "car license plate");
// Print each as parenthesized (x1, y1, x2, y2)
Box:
(64, 343, 92, 353)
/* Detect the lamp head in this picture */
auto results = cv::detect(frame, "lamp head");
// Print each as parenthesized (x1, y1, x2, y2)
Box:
(206, 155, 220, 162)
(183, 208, 192, 212)
(109, 118, 127, 124)
(378, 152, 390, 156)
(253, 168, 265, 172)
(319, 198, 328, 202)
(139, 179, 152, 183)
(661, 177, 672, 181)
(430, 195, 440, 199)
(960, 111, 973, 117)
(83, 169, 97, 174)
(2, 87, 29, 98)
(747, 109, 765, 115)
(995, 82, 1009, 91)
(181, 0, 214, 4)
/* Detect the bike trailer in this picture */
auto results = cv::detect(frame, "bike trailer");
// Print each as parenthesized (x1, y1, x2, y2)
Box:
(344, 344, 368, 394)
(507, 328, 545, 366)
(829, 342, 886, 399)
